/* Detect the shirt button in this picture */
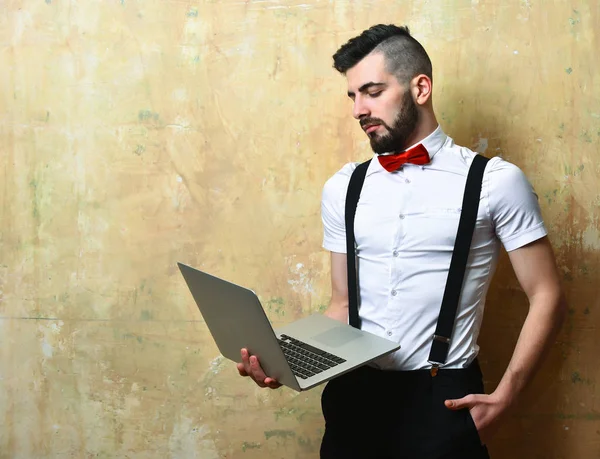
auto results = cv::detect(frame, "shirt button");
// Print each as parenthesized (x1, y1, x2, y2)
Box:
(391, 290, 397, 296)
(387, 331, 393, 336)
(405, 178, 410, 184)
(393, 250, 399, 257)
(399, 214, 405, 219)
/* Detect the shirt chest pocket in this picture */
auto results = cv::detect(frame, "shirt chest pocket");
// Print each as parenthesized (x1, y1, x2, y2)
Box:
(402, 208, 462, 251)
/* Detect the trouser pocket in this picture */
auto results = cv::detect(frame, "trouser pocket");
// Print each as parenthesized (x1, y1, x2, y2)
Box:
(430, 370, 485, 451)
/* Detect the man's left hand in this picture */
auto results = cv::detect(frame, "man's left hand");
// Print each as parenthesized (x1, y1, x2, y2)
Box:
(444, 393, 509, 444)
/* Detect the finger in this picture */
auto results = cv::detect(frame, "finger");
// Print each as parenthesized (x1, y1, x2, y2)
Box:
(241, 350, 267, 387)
(237, 362, 248, 377)
(240, 348, 252, 374)
(248, 358, 267, 388)
(264, 377, 282, 389)
(249, 355, 269, 385)
(445, 394, 477, 410)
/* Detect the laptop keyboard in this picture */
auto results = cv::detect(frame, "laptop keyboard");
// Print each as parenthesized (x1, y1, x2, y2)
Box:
(278, 334, 346, 379)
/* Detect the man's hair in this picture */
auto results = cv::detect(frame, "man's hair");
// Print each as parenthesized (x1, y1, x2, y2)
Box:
(332, 24, 432, 84)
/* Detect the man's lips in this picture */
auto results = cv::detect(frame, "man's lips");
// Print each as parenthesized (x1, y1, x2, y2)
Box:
(363, 124, 380, 134)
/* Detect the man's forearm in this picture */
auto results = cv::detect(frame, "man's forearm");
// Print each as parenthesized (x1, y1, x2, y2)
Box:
(492, 291, 567, 406)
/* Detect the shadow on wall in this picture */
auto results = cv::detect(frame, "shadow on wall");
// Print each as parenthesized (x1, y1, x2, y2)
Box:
(480, 253, 568, 459)
(441, 86, 575, 458)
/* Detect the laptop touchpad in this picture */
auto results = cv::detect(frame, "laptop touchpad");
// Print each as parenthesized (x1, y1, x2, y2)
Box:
(313, 327, 362, 348)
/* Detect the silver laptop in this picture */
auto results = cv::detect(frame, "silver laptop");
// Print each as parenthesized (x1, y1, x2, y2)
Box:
(178, 262, 400, 391)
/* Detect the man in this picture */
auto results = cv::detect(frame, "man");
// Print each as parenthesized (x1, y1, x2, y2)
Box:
(238, 24, 566, 458)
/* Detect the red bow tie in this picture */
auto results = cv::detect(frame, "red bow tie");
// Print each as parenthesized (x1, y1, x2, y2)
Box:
(377, 144, 430, 172)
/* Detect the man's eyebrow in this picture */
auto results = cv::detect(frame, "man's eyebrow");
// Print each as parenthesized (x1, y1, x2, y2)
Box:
(347, 82, 387, 97)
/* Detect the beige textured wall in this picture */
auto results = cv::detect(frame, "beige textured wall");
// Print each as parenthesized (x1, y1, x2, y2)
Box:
(1, 1, 598, 458)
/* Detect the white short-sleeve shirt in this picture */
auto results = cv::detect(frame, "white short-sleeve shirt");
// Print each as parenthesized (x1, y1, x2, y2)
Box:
(321, 126, 547, 370)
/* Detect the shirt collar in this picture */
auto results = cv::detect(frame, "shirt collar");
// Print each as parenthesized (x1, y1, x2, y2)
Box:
(366, 125, 447, 176)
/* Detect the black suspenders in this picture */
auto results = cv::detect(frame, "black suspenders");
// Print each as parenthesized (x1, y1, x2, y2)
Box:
(343, 155, 490, 369)
(344, 159, 372, 329)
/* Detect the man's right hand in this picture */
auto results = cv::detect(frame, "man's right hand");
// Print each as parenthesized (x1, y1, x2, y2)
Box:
(236, 348, 282, 389)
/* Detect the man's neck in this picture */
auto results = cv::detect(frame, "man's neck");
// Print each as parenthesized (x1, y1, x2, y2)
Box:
(402, 116, 439, 151)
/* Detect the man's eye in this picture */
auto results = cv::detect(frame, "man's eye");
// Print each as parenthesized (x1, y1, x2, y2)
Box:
(369, 91, 382, 98)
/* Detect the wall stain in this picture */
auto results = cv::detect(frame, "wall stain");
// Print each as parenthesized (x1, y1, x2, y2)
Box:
(264, 429, 296, 440)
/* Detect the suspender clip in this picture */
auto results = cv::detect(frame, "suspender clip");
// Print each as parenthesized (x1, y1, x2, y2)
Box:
(427, 356, 444, 377)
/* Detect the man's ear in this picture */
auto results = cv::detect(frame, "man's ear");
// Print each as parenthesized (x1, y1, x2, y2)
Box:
(411, 74, 433, 106)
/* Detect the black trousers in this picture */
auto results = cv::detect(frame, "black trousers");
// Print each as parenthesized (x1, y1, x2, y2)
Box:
(320, 360, 490, 459)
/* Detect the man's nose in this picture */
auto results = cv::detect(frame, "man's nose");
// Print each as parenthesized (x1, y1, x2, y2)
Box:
(353, 97, 370, 120)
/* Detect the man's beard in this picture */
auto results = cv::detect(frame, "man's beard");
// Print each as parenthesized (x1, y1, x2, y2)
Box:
(361, 91, 419, 154)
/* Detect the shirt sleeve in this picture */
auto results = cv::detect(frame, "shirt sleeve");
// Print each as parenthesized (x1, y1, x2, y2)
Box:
(485, 157, 548, 252)
(321, 163, 356, 253)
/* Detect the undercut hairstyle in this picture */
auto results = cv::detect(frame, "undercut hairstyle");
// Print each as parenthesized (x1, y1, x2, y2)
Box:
(332, 24, 432, 84)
